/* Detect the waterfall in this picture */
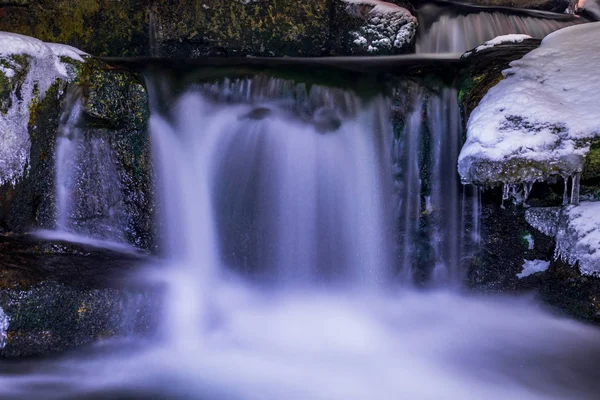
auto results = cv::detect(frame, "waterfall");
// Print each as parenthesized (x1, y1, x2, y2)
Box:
(416, 5, 580, 52)
(395, 85, 480, 285)
(147, 74, 395, 338)
(45, 86, 128, 246)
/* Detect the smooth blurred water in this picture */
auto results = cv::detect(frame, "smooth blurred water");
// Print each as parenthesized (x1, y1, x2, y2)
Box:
(1, 75, 599, 400)
(1, 285, 600, 400)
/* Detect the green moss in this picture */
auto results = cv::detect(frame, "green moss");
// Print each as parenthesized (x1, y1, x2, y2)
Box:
(583, 138, 600, 181)
(156, 0, 331, 56)
(0, 55, 31, 115)
(1, 0, 150, 56)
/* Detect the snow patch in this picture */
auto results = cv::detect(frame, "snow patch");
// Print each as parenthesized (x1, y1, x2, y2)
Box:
(517, 260, 550, 279)
(343, 0, 405, 14)
(458, 23, 600, 188)
(0, 32, 87, 185)
(0, 306, 8, 350)
(464, 34, 533, 56)
(344, 0, 417, 54)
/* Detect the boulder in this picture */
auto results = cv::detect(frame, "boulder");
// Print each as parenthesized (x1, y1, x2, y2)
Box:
(0, 234, 158, 358)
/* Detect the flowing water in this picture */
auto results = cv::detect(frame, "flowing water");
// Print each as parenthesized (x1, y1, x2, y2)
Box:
(416, 4, 581, 52)
(37, 86, 131, 250)
(1, 8, 600, 398)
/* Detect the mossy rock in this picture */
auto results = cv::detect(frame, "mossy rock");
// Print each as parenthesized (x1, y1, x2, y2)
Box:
(0, 0, 150, 57)
(1, 0, 418, 57)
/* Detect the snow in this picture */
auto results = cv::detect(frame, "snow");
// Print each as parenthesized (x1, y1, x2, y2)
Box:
(343, 0, 406, 14)
(0, 306, 8, 350)
(0, 66, 14, 78)
(46, 43, 87, 62)
(344, 0, 417, 54)
(517, 260, 550, 279)
(526, 202, 600, 276)
(458, 22, 600, 186)
(473, 34, 532, 53)
(0, 32, 87, 185)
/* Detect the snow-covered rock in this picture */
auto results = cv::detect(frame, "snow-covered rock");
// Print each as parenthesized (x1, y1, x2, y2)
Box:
(458, 23, 600, 195)
(526, 202, 600, 276)
(343, 0, 417, 54)
(463, 34, 533, 57)
(517, 259, 550, 278)
(0, 32, 87, 186)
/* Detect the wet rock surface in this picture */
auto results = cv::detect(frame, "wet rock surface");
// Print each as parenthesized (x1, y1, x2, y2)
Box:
(468, 196, 600, 324)
(0, 54, 154, 251)
(0, 235, 158, 358)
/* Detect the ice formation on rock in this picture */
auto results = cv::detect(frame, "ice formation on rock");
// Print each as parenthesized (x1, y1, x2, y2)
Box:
(458, 23, 600, 204)
(0, 32, 87, 185)
(463, 34, 533, 57)
(0, 306, 8, 350)
(344, 0, 417, 53)
(526, 202, 600, 276)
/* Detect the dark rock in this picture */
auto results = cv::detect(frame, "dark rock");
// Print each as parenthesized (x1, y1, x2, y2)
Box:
(0, 56, 155, 251)
(0, 0, 418, 58)
(0, 235, 160, 358)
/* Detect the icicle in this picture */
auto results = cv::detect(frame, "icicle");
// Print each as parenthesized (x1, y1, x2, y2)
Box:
(570, 173, 580, 206)
(523, 181, 534, 205)
(562, 175, 570, 206)
(501, 184, 509, 209)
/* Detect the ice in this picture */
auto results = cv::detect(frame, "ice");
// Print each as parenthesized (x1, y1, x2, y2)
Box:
(0, 306, 8, 350)
(464, 34, 533, 56)
(556, 202, 600, 276)
(517, 260, 550, 279)
(458, 23, 600, 189)
(0, 32, 87, 185)
(526, 202, 600, 276)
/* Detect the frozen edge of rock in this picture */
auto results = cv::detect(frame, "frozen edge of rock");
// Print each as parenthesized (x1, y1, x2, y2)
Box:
(0, 306, 8, 350)
(0, 32, 88, 186)
(463, 34, 533, 57)
(458, 22, 600, 192)
(526, 202, 600, 276)
(343, 0, 417, 54)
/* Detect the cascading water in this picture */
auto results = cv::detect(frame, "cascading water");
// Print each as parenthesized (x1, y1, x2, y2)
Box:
(395, 85, 479, 285)
(416, 5, 580, 52)
(38, 85, 130, 249)
(2, 71, 600, 400)
(149, 76, 395, 340)
(2, 7, 600, 399)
